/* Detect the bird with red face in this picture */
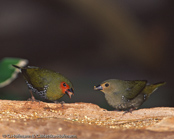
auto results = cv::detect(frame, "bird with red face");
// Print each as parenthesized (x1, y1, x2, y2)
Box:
(13, 65, 74, 102)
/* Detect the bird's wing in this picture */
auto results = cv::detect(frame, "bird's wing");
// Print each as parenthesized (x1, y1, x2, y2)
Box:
(21, 67, 50, 91)
(123, 80, 147, 99)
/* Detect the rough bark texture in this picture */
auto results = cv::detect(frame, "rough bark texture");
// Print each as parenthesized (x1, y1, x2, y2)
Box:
(0, 100, 174, 139)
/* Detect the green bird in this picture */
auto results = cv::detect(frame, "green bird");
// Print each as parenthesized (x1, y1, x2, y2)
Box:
(94, 79, 165, 112)
(13, 65, 74, 102)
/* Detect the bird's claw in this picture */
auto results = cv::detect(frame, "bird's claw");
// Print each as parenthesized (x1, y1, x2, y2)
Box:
(27, 96, 40, 104)
(54, 101, 65, 108)
(123, 107, 136, 115)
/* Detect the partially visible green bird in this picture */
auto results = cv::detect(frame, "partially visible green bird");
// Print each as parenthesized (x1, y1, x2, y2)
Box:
(13, 65, 74, 102)
(94, 79, 165, 112)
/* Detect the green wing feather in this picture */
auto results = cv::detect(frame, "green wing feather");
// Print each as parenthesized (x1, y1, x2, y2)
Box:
(122, 80, 147, 99)
(0, 58, 28, 88)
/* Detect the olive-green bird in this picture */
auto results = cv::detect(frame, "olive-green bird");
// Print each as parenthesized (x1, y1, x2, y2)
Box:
(94, 79, 165, 112)
(13, 65, 74, 102)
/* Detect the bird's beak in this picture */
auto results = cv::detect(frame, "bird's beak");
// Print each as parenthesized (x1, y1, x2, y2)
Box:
(65, 88, 74, 98)
(94, 85, 103, 91)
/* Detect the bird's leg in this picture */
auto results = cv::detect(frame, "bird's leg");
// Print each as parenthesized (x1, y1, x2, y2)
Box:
(60, 101, 65, 104)
(28, 90, 40, 103)
(30, 90, 36, 101)
(60, 101, 65, 107)
(128, 107, 136, 113)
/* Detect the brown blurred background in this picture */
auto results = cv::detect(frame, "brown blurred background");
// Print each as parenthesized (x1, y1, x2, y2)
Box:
(1, 0, 174, 110)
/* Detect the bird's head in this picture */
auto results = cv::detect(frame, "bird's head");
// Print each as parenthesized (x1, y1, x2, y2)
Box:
(94, 79, 119, 94)
(60, 81, 74, 98)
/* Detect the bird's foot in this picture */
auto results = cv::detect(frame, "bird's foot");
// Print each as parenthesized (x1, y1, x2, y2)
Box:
(27, 96, 40, 104)
(54, 101, 65, 108)
(123, 107, 136, 115)
(123, 111, 130, 115)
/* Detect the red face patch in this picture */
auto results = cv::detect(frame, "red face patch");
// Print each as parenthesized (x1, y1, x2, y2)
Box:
(60, 82, 70, 94)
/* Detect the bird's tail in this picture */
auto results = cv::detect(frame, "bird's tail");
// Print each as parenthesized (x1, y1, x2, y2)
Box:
(152, 82, 166, 88)
(143, 82, 166, 96)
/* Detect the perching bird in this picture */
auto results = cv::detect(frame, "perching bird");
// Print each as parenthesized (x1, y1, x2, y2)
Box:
(13, 65, 74, 102)
(94, 79, 165, 112)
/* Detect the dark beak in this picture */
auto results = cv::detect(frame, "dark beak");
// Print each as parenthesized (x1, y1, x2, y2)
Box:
(65, 88, 74, 98)
(94, 85, 103, 91)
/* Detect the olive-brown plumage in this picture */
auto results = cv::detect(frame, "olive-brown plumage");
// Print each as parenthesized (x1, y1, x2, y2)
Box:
(13, 65, 74, 101)
(94, 79, 165, 111)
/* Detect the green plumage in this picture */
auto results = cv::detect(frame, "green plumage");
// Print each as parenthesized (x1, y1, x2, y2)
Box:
(13, 65, 74, 101)
(94, 79, 165, 111)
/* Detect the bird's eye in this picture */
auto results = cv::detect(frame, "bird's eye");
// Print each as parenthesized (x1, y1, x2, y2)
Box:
(63, 83, 66, 87)
(105, 83, 109, 87)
